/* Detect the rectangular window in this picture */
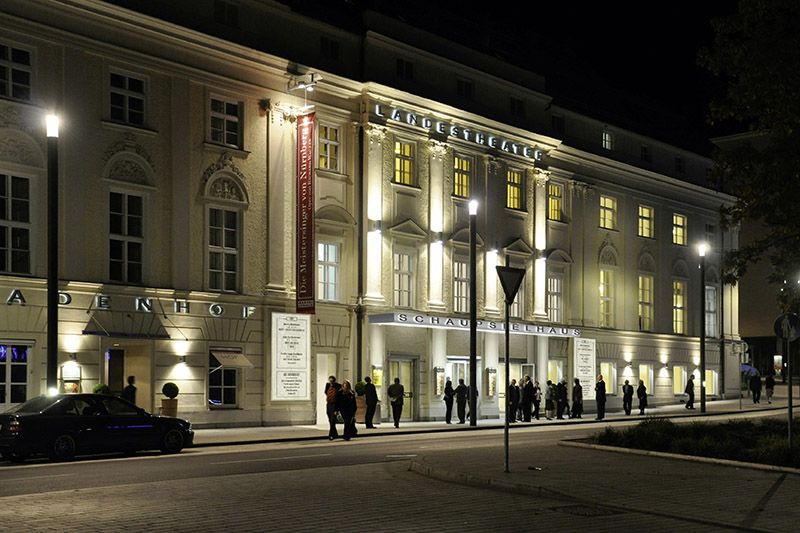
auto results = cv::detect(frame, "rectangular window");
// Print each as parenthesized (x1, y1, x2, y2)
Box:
(705, 285, 717, 337)
(675, 157, 685, 173)
(0, 173, 30, 274)
(599, 195, 617, 230)
(110, 72, 145, 126)
(0, 43, 32, 101)
(396, 58, 414, 80)
(602, 130, 614, 150)
(705, 223, 716, 243)
(213, 0, 239, 27)
(210, 96, 242, 149)
(600, 362, 617, 395)
(317, 242, 340, 302)
(639, 364, 653, 393)
(393, 141, 415, 185)
(208, 207, 239, 291)
(673, 280, 687, 334)
(0, 344, 28, 404)
(638, 205, 654, 238)
(508, 261, 524, 319)
(453, 258, 469, 313)
(318, 124, 340, 171)
(672, 213, 687, 245)
(456, 79, 474, 100)
(320, 36, 340, 61)
(453, 155, 471, 198)
(506, 169, 523, 210)
(510, 97, 526, 117)
(673, 366, 687, 395)
(638, 275, 653, 332)
(208, 352, 238, 408)
(393, 251, 414, 308)
(548, 360, 564, 383)
(109, 192, 143, 284)
(705, 369, 717, 395)
(599, 269, 614, 328)
(640, 145, 651, 162)
(546, 274, 563, 323)
(548, 183, 563, 222)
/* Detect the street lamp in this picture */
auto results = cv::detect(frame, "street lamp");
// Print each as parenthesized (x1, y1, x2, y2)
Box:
(698, 242, 708, 413)
(468, 199, 478, 427)
(46, 114, 59, 396)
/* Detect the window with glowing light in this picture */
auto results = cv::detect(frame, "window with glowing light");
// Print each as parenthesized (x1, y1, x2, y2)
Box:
(393, 140, 415, 185)
(546, 274, 562, 323)
(318, 242, 340, 302)
(672, 280, 687, 334)
(506, 169, 523, 210)
(599, 195, 617, 230)
(209, 352, 238, 408)
(0, 43, 32, 101)
(705, 285, 718, 337)
(599, 269, 614, 328)
(453, 155, 471, 198)
(673, 366, 687, 395)
(393, 250, 414, 308)
(453, 258, 469, 313)
(318, 124, 340, 171)
(602, 130, 614, 150)
(638, 205, 654, 238)
(0, 344, 28, 404)
(548, 183, 563, 222)
(209, 96, 242, 149)
(600, 361, 617, 394)
(0, 173, 30, 274)
(672, 213, 687, 245)
(638, 275, 653, 331)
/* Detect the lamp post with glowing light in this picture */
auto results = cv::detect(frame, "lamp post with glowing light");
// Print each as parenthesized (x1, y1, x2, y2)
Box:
(698, 242, 708, 413)
(469, 199, 478, 427)
(46, 114, 59, 395)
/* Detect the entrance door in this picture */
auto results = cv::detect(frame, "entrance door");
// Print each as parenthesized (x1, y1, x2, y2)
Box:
(316, 353, 337, 426)
(388, 359, 415, 421)
(106, 346, 152, 412)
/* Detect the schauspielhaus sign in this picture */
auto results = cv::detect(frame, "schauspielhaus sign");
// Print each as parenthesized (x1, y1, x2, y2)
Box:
(369, 312, 580, 337)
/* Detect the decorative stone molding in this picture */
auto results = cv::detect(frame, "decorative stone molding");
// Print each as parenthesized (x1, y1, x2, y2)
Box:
(365, 123, 388, 145)
(482, 154, 501, 175)
(598, 241, 619, 266)
(108, 158, 149, 186)
(208, 177, 244, 202)
(201, 152, 248, 185)
(427, 139, 448, 161)
(103, 133, 155, 171)
(270, 101, 297, 125)
(533, 167, 550, 186)
(0, 132, 42, 167)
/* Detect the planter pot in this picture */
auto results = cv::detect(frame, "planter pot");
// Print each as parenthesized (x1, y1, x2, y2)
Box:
(161, 398, 178, 417)
(355, 395, 367, 423)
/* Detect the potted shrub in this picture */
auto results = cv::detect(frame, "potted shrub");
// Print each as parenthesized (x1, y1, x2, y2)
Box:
(161, 382, 179, 417)
(354, 380, 367, 423)
(92, 383, 111, 395)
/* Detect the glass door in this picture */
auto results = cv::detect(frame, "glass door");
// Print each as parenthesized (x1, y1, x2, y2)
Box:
(388, 359, 415, 421)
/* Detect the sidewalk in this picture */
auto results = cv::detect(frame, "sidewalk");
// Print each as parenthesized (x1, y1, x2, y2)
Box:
(193, 393, 792, 446)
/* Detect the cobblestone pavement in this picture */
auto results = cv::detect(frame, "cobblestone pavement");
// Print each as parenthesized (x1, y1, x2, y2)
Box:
(2, 461, 734, 533)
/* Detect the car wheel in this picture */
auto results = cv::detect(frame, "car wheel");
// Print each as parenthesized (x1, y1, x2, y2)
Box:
(160, 429, 184, 454)
(50, 434, 77, 461)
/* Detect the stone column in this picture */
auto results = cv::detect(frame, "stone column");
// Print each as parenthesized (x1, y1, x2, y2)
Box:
(365, 124, 386, 302)
(428, 140, 447, 310)
(533, 169, 549, 318)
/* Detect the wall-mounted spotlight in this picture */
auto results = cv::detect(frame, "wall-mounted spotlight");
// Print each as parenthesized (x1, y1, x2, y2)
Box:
(288, 72, 322, 93)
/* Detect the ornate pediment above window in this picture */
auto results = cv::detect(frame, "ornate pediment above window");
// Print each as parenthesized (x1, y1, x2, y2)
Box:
(0, 128, 44, 168)
(0, 104, 42, 148)
(389, 218, 428, 241)
(503, 238, 534, 258)
(202, 152, 248, 185)
(598, 242, 619, 267)
(638, 252, 657, 273)
(449, 227, 484, 248)
(672, 259, 690, 279)
(104, 133, 155, 170)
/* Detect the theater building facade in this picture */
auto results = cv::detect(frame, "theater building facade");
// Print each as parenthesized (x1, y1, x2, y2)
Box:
(0, 0, 741, 426)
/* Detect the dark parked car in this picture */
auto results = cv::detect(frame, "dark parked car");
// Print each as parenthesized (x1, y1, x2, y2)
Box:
(0, 393, 193, 462)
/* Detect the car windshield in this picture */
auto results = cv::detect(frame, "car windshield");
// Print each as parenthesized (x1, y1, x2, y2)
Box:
(4, 395, 59, 414)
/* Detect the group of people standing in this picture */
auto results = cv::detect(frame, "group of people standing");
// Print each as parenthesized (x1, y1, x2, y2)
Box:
(324, 375, 409, 441)
(749, 373, 776, 404)
(621, 379, 648, 416)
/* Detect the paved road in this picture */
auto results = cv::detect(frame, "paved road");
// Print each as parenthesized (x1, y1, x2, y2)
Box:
(1, 413, 796, 532)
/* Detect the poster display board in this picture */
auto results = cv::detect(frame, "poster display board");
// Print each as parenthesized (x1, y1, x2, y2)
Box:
(573, 338, 596, 400)
(271, 313, 311, 401)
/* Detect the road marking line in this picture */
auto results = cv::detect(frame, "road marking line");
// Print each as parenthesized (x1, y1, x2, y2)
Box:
(1, 473, 75, 482)
(385, 454, 417, 459)
(209, 453, 331, 465)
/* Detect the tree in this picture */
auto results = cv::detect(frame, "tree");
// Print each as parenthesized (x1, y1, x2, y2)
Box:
(699, 0, 800, 309)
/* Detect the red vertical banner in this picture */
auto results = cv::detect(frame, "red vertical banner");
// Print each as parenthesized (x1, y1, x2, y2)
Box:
(296, 112, 316, 314)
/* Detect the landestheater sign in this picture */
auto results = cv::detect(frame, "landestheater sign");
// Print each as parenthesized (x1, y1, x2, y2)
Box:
(369, 312, 581, 337)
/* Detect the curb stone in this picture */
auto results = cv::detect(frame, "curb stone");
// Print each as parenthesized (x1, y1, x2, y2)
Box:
(558, 439, 800, 476)
(408, 460, 773, 532)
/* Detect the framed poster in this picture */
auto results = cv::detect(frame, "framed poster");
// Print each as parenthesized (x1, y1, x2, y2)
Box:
(573, 338, 596, 400)
(271, 313, 311, 401)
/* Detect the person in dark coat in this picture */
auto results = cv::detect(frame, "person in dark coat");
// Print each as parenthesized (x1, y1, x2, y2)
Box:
(595, 375, 607, 420)
(336, 380, 358, 441)
(324, 376, 342, 440)
(507, 379, 520, 423)
(765, 374, 776, 404)
(363, 376, 378, 428)
(750, 373, 762, 404)
(555, 379, 566, 419)
(685, 374, 695, 409)
(532, 380, 542, 420)
(443, 378, 455, 423)
(621, 379, 634, 415)
(455, 378, 468, 423)
(387, 377, 405, 428)
(637, 380, 648, 415)
(521, 376, 533, 422)
(571, 378, 583, 418)
(121, 375, 137, 405)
